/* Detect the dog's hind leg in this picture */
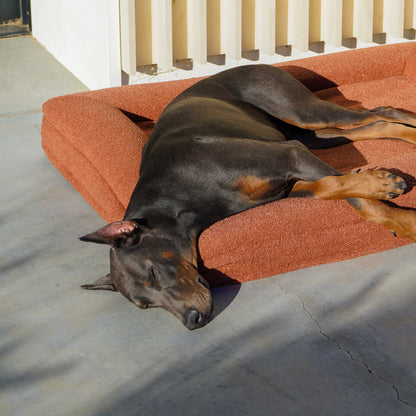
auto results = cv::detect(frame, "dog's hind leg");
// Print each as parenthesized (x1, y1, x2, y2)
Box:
(274, 96, 416, 132)
(232, 66, 416, 130)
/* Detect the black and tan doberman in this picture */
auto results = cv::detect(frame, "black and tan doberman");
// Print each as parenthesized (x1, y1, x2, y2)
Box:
(80, 65, 416, 330)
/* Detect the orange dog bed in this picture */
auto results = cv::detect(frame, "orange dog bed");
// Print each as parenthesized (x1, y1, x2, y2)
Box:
(42, 43, 416, 286)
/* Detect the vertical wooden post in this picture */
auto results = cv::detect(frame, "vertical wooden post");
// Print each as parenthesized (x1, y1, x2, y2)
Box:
(255, 0, 276, 55)
(172, 0, 187, 62)
(321, 0, 342, 47)
(106, 0, 122, 86)
(383, 0, 405, 38)
(288, 0, 309, 51)
(136, 0, 152, 67)
(275, 0, 289, 47)
(207, 0, 221, 56)
(152, 0, 173, 71)
(353, 0, 373, 42)
(120, 0, 136, 75)
(188, 0, 207, 64)
(242, 0, 255, 52)
(221, 0, 242, 60)
(404, 0, 416, 29)
(309, 0, 321, 43)
(373, 0, 384, 34)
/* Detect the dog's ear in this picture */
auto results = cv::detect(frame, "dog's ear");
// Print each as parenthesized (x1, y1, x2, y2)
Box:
(81, 273, 117, 291)
(79, 220, 146, 247)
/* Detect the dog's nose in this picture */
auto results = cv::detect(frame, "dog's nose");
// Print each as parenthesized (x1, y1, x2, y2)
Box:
(184, 309, 207, 330)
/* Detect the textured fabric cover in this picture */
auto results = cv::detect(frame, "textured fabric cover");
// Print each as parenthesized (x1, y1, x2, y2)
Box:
(42, 43, 416, 286)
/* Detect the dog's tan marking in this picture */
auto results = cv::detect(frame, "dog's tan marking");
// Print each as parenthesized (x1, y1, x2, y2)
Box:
(237, 175, 273, 201)
(162, 251, 175, 259)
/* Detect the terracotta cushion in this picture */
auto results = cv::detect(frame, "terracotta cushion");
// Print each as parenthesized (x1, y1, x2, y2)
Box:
(42, 43, 416, 286)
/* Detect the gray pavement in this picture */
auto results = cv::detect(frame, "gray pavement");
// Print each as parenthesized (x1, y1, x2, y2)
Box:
(1, 36, 415, 416)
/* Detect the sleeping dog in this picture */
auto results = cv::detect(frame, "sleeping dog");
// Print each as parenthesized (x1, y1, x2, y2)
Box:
(81, 65, 416, 329)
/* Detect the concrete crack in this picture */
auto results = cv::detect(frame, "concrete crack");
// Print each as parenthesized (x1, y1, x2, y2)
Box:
(297, 296, 416, 410)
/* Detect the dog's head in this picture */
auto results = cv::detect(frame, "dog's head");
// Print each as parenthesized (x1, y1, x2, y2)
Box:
(80, 220, 213, 330)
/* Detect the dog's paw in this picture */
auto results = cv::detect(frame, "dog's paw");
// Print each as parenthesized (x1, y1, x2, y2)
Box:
(357, 170, 407, 200)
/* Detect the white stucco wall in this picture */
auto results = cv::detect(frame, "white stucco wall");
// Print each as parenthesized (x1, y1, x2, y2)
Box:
(31, 0, 121, 90)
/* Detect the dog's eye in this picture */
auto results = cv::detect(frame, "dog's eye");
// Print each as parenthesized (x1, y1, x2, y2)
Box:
(149, 267, 162, 291)
(198, 276, 210, 289)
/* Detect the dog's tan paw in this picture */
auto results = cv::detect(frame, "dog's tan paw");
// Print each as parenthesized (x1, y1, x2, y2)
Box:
(358, 170, 407, 200)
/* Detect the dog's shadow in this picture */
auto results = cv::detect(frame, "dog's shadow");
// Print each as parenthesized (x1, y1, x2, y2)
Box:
(197, 260, 241, 321)
(382, 167, 416, 195)
(210, 282, 241, 321)
(378, 167, 416, 212)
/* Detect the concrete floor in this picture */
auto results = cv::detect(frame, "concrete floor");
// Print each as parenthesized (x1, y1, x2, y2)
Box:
(1, 36, 416, 416)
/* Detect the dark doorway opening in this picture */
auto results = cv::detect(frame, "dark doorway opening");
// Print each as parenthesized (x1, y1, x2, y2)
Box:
(0, 0, 31, 38)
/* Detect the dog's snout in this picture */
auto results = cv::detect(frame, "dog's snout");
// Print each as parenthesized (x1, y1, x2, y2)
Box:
(184, 309, 207, 330)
